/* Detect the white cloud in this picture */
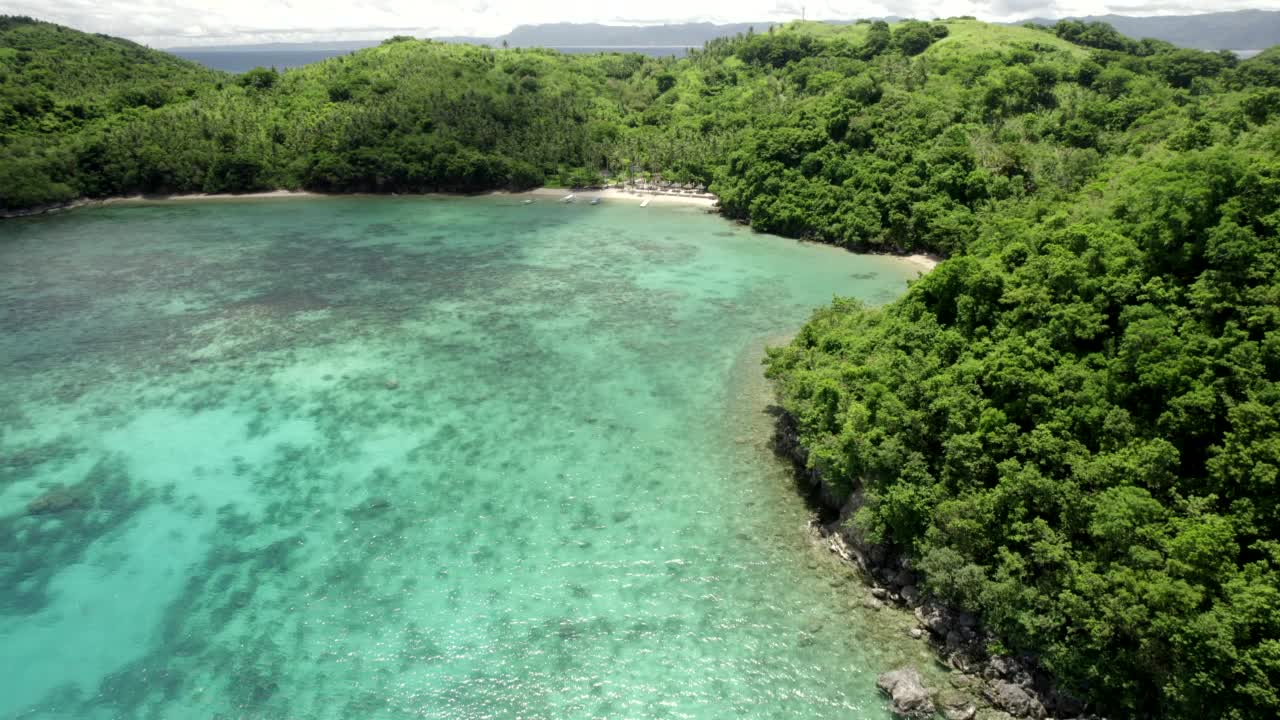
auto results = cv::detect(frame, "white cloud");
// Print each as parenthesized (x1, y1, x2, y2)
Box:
(2, 0, 1278, 46)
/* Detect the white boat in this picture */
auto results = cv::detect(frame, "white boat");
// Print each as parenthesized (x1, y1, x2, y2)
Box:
(560, 193, 576, 203)
(640, 198, 651, 208)
(522, 199, 534, 205)
(589, 197, 601, 205)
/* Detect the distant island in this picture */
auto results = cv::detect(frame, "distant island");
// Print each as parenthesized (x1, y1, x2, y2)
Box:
(451, 11, 1280, 52)
(168, 11, 1280, 72)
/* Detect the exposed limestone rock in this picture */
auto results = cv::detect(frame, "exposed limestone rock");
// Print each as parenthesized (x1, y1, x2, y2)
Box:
(914, 602, 950, 636)
(900, 584, 919, 604)
(983, 655, 1034, 690)
(986, 680, 1045, 719)
(947, 651, 976, 673)
(828, 533, 862, 568)
(937, 687, 977, 720)
(876, 668, 936, 719)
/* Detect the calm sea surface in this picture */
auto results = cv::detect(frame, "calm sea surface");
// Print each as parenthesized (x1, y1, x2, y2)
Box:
(170, 49, 364, 73)
(0, 196, 927, 719)
(171, 46, 689, 72)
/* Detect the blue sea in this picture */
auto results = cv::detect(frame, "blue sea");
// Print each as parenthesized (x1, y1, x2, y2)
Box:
(0, 195, 934, 719)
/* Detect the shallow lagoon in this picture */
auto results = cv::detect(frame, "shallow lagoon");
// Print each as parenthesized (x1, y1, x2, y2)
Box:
(0, 196, 926, 719)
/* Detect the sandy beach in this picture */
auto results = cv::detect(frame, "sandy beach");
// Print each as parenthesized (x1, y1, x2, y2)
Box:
(102, 189, 322, 205)
(500, 187, 719, 208)
(96, 186, 718, 209)
(8, 188, 936, 275)
(901, 253, 942, 272)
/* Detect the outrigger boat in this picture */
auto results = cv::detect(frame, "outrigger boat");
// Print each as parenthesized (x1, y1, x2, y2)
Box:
(560, 193, 576, 203)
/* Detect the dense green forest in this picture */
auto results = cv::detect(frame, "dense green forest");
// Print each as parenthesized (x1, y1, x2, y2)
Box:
(753, 17, 1280, 720)
(4, 12, 1280, 719)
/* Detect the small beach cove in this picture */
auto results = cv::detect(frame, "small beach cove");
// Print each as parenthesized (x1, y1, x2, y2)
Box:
(1, 195, 929, 719)
(4, 188, 943, 273)
(0, 187, 717, 218)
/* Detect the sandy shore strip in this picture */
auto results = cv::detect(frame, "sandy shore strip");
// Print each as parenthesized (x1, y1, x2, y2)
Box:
(102, 189, 322, 205)
(2, 186, 714, 218)
(504, 187, 719, 208)
(901, 253, 942, 272)
(99, 187, 717, 208)
(10, 188, 939, 276)
(6, 188, 939, 276)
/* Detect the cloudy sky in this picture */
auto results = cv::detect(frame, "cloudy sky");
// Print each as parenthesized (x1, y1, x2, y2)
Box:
(5, 0, 1279, 47)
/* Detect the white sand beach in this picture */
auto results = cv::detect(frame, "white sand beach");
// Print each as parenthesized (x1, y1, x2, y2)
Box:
(99, 187, 718, 209)
(504, 187, 719, 208)
(94, 189, 939, 276)
(901, 253, 942, 272)
(103, 189, 322, 205)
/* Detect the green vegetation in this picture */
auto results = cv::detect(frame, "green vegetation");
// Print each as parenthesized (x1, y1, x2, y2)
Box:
(3, 12, 1280, 719)
(758, 17, 1280, 720)
(769, 150, 1280, 716)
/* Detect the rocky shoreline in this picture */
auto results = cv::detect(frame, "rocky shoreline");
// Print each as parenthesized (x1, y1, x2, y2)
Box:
(775, 411, 1102, 720)
(0, 198, 97, 219)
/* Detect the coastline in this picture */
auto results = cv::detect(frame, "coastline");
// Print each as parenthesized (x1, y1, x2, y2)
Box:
(1, 187, 717, 219)
(2, 189, 941, 275)
(494, 186, 719, 208)
(104, 184, 721, 207)
(0, 190, 323, 218)
(102, 189, 322, 205)
(901, 252, 941, 272)
(772, 410, 1094, 720)
(98, 187, 721, 209)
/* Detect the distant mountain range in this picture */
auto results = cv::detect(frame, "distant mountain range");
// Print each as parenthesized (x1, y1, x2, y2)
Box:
(436, 22, 736, 48)
(1019, 9, 1280, 50)
(462, 11, 1278, 52)
(167, 23, 779, 69)
(167, 10, 1280, 73)
(433, 21, 851, 49)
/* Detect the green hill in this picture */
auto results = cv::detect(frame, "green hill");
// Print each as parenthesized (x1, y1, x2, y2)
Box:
(0, 16, 219, 137)
(0, 15, 223, 205)
(2, 14, 1280, 718)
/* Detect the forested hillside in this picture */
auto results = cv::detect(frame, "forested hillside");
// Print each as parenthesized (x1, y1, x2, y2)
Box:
(0, 16, 217, 132)
(757, 17, 1280, 720)
(3, 13, 1280, 719)
(1, 14, 1273, 257)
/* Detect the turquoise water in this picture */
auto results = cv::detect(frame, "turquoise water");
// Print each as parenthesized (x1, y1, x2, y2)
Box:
(0, 196, 924, 720)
